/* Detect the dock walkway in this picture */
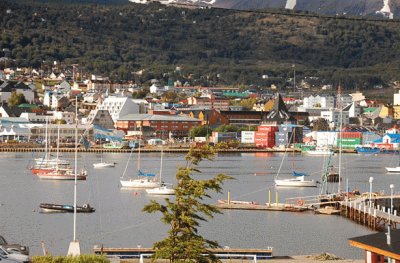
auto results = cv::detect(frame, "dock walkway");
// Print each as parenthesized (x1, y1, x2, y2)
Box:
(340, 196, 400, 230)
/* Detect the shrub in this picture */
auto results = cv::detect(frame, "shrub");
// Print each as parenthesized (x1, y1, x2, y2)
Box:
(32, 254, 110, 263)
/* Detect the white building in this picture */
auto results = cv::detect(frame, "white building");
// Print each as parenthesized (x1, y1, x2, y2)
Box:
(97, 96, 141, 122)
(303, 95, 335, 109)
(394, 90, 400, 105)
(320, 109, 349, 129)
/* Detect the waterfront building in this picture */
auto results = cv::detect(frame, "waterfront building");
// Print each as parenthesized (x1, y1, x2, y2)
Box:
(85, 109, 114, 130)
(349, 229, 400, 263)
(303, 95, 335, 109)
(187, 94, 230, 111)
(97, 95, 141, 122)
(115, 113, 201, 138)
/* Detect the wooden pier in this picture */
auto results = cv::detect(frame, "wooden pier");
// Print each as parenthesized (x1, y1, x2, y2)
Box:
(340, 196, 400, 231)
(215, 201, 308, 212)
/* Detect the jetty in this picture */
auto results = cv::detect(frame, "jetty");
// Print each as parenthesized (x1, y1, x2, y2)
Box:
(340, 195, 400, 230)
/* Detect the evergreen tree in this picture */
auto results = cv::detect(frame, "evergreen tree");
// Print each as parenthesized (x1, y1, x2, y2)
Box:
(143, 146, 232, 262)
(8, 91, 26, 106)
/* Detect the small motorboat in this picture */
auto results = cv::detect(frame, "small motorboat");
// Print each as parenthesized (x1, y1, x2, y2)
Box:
(315, 206, 340, 215)
(93, 162, 116, 168)
(40, 203, 95, 213)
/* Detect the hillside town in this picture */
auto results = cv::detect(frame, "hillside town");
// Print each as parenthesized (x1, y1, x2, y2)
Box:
(0, 65, 399, 152)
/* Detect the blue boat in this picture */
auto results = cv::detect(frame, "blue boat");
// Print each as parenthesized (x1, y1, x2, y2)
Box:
(355, 146, 380, 154)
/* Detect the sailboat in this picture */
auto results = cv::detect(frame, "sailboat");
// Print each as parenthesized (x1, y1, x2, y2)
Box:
(35, 114, 87, 180)
(146, 148, 175, 195)
(274, 126, 317, 187)
(35, 118, 70, 166)
(385, 157, 400, 173)
(93, 153, 116, 168)
(31, 124, 73, 175)
(120, 128, 158, 188)
(40, 98, 94, 220)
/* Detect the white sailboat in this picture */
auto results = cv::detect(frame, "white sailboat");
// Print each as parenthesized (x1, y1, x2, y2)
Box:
(93, 153, 116, 168)
(120, 129, 158, 188)
(274, 127, 317, 187)
(146, 148, 175, 195)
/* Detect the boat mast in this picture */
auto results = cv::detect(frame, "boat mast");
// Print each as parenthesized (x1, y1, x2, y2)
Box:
(159, 147, 163, 185)
(56, 124, 60, 171)
(44, 116, 48, 161)
(73, 96, 78, 241)
(337, 81, 343, 194)
(137, 124, 142, 172)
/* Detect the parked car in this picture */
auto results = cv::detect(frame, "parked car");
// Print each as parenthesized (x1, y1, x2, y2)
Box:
(0, 247, 30, 263)
(0, 237, 29, 255)
(0, 254, 21, 263)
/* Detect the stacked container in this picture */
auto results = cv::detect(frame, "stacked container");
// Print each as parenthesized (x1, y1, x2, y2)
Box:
(255, 125, 278, 148)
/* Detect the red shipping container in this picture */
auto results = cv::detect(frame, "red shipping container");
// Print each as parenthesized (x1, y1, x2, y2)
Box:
(258, 125, 279, 132)
(255, 132, 275, 139)
(340, 132, 362, 139)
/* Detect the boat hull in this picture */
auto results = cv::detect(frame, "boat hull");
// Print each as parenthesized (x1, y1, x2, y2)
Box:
(120, 179, 159, 188)
(275, 179, 317, 187)
(385, 167, 400, 173)
(146, 186, 175, 195)
(93, 162, 115, 168)
(304, 150, 332, 156)
(40, 203, 95, 213)
(36, 171, 87, 180)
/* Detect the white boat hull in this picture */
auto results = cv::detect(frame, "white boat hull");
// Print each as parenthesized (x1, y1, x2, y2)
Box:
(93, 162, 115, 168)
(385, 166, 400, 173)
(275, 176, 317, 187)
(146, 186, 175, 195)
(120, 179, 159, 188)
(305, 150, 332, 156)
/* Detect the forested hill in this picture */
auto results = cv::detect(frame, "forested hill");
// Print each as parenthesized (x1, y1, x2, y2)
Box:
(2, 0, 400, 89)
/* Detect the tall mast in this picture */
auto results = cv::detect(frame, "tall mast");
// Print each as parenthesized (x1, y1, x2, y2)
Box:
(337, 81, 343, 194)
(44, 117, 48, 160)
(73, 96, 78, 241)
(137, 124, 142, 172)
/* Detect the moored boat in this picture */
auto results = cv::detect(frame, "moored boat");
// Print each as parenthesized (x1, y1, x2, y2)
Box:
(93, 162, 116, 168)
(40, 203, 95, 213)
(146, 185, 175, 195)
(36, 169, 87, 180)
(315, 206, 340, 215)
(385, 166, 400, 173)
(355, 146, 380, 154)
(275, 174, 317, 187)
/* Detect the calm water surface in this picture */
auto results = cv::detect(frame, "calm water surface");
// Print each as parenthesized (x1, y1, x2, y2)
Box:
(0, 151, 398, 258)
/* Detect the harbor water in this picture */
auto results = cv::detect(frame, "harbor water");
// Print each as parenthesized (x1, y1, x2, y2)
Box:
(0, 151, 397, 258)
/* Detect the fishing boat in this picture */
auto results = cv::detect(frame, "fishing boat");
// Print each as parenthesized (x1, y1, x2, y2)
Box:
(146, 148, 175, 195)
(40, 203, 95, 213)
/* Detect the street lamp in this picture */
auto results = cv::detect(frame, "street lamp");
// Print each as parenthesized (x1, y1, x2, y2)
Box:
(390, 184, 394, 223)
(388, 184, 394, 245)
(369, 177, 374, 208)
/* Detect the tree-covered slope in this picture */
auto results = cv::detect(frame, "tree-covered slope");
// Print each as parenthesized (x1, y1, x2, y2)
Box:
(1, 0, 400, 89)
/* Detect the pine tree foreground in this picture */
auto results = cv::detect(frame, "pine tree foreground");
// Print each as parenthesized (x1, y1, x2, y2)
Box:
(143, 146, 233, 262)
